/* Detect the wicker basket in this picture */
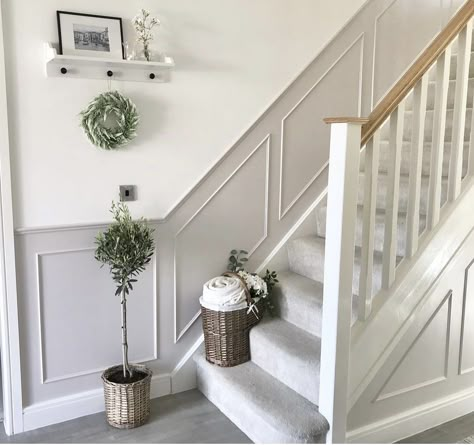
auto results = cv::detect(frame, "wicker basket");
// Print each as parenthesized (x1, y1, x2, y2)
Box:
(201, 272, 265, 367)
(102, 364, 152, 429)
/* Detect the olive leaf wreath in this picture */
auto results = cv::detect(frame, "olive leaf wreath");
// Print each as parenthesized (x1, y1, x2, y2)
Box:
(80, 90, 139, 150)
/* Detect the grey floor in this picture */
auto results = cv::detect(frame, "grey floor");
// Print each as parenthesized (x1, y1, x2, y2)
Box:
(0, 390, 251, 444)
(399, 411, 474, 443)
(1, 389, 472, 444)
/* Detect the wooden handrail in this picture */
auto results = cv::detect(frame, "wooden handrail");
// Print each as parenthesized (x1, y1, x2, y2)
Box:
(358, 0, 474, 146)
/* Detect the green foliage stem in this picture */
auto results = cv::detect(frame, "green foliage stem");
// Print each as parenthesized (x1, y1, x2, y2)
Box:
(95, 202, 154, 379)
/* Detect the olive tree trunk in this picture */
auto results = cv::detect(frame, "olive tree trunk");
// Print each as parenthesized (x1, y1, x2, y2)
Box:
(121, 289, 133, 379)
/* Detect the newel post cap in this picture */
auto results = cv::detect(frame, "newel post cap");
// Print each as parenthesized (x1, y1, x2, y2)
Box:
(323, 117, 369, 125)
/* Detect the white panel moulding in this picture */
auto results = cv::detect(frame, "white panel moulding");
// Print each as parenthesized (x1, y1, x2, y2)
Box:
(44, 43, 174, 83)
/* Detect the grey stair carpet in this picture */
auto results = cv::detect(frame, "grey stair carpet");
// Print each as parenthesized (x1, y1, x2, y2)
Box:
(195, 28, 474, 445)
(195, 350, 328, 444)
(250, 317, 321, 405)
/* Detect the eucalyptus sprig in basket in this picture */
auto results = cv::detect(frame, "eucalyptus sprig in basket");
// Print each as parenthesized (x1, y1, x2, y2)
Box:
(227, 249, 278, 317)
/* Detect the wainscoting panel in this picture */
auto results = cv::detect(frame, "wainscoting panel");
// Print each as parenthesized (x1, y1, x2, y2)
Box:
(459, 260, 474, 375)
(37, 248, 156, 384)
(372, 0, 445, 106)
(174, 136, 269, 340)
(347, 225, 474, 443)
(376, 293, 451, 401)
(279, 36, 363, 219)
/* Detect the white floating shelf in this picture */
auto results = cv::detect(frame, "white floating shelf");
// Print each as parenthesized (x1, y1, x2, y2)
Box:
(44, 43, 174, 83)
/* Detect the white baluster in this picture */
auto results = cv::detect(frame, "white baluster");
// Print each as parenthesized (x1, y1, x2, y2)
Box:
(358, 131, 380, 320)
(428, 46, 451, 229)
(469, 84, 474, 176)
(449, 20, 473, 201)
(406, 76, 428, 258)
(382, 101, 405, 289)
(320, 117, 367, 444)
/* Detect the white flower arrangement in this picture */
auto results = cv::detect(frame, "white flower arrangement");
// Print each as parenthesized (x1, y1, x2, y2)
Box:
(228, 249, 278, 315)
(238, 270, 268, 298)
(132, 9, 160, 61)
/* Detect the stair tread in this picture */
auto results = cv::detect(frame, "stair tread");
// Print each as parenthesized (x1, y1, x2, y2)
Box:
(293, 234, 391, 262)
(195, 349, 329, 443)
(289, 234, 403, 298)
(404, 106, 473, 113)
(320, 202, 427, 220)
(377, 140, 470, 146)
(251, 317, 321, 366)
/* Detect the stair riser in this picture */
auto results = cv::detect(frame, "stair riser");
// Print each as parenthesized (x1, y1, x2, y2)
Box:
(250, 326, 320, 405)
(357, 173, 448, 215)
(379, 109, 472, 143)
(360, 143, 469, 177)
(315, 206, 427, 257)
(287, 238, 382, 297)
(273, 286, 322, 337)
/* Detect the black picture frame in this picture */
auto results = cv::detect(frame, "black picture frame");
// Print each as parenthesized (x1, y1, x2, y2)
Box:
(57, 10, 125, 60)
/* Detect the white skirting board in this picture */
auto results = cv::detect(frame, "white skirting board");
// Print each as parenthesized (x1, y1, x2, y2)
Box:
(21, 335, 204, 434)
(22, 374, 171, 432)
(347, 388, 474, 443)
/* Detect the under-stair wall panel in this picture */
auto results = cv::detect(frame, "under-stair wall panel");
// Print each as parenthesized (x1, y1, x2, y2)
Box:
(9, 0, 464, 432)
(347, 215, 474, 443)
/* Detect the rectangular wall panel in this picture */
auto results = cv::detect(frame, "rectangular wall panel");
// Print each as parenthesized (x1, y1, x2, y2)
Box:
(37, 248, 156, 383)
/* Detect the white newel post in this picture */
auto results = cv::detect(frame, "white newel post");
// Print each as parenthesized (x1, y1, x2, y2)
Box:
(319, 118, 367, 444)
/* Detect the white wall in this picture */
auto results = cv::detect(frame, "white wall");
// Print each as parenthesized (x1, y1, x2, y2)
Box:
(3, 0, 368, 229)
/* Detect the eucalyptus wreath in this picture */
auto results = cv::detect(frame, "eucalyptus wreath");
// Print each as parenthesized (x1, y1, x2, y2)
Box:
(80, 90, 139, 150)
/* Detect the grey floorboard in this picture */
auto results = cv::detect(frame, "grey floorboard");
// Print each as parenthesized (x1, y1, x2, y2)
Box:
(0, 390, 251, 444)
(399, 411, 474, 443)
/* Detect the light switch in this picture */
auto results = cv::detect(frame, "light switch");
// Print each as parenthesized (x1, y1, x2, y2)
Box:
(119, 185, 136, 202)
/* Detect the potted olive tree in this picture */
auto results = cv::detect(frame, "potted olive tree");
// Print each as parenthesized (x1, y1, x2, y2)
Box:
(95, 202, 155, 429)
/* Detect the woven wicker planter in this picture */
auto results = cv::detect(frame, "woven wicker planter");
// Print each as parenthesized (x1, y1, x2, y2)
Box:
(201, 297, 265, 367)
(102, 364, 152, 429)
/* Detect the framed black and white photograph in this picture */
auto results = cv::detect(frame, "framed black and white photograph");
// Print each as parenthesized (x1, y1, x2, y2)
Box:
(57, 11, 124, 59)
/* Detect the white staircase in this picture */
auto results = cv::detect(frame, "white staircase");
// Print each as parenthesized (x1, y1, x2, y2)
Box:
(195, 2, 474, 443)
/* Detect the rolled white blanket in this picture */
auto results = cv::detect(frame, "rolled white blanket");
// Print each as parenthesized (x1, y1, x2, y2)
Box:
(200, 276, 247, 312)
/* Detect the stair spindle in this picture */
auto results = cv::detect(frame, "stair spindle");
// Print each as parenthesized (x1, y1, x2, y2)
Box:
(406, 75, 429, 258)
(449, 20, 473, 201)
(358, 131, 380, 320)
(469, 82, 474, 176)
(382, 101, 405, 289)
(428, 46, 451, 229)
